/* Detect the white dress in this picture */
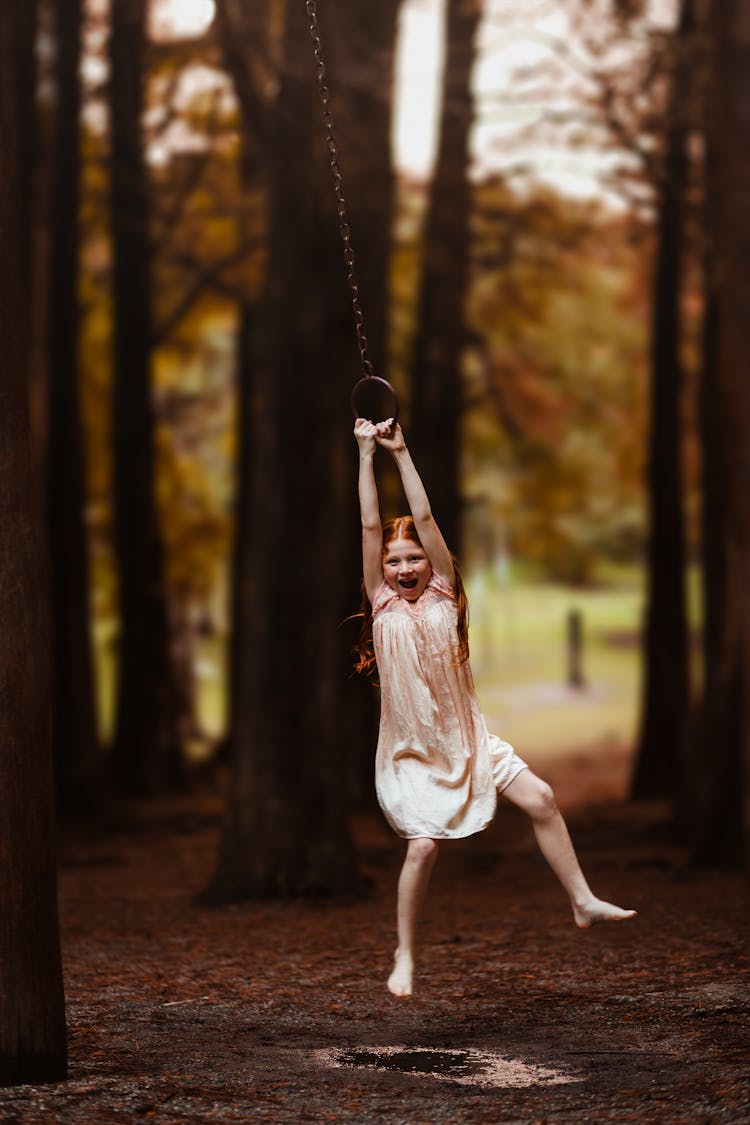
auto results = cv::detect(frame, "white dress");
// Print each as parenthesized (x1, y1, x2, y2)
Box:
(372, 573, 527, 839)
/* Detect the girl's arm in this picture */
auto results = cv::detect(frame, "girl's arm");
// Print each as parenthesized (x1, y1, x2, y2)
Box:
(376, 423, 455, 586)
(354, 418, 384, 603)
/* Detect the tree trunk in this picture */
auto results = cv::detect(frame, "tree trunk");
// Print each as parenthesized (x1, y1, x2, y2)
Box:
(0, 4, 68, 1081)
(313, 1, 401, 809)
(10, 0, 37, 284)
(109, 0, 183, 793)
(630, 0, 691, 800)
(207, 0, 395, 899)
(408, 0, 482, 557)
(321, 0, 398, 372)
(13, 0, 48, 494)
(47, 0, 101, 812)
(692, 0, 750, 866)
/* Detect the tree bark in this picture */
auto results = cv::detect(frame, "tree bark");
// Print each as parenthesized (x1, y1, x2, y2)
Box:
(408, 0, 483, 557)
(109, 0, 183, 793)
(47, 0, 101, 812)
(312, 1, 401, 809)
(631, 0, 691, 800)
(0, 2, 68, 1082)
(207, 0, 402, 899)
(321, 0, 398, 372)
(692, 0, 750, 866)
(10, 0, 38, 285)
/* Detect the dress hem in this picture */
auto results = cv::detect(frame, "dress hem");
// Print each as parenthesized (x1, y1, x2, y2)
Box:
(497, 761, 529, 794)
(393, 814, 496, 841)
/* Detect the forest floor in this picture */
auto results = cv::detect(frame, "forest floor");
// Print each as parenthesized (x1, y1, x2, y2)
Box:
(1, 751, 748, 1125)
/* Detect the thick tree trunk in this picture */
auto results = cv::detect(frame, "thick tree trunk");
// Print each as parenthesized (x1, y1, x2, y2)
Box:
(109, 0, 183, 793)
(631, 0, 691, 800)
(47, 0, 101, 812)
(11, 0, 37, 284)
(315, 1, 401, 809)
(692, 1, 750, 866)
(321, 1, 398, 372)
(20, 0, 52, 483)
(208, 0, 401, 899)
(13, 0, 48, 492)
(408, 0, 482, 557)
(0, 5, 68, 1082)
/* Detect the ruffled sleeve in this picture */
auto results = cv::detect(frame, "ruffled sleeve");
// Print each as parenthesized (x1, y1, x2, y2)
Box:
(428, 572, 457, 601)
(372, 580, 398, 619)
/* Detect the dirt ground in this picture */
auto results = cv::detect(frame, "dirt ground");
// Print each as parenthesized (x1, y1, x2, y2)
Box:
(1, 758, 748, 1125)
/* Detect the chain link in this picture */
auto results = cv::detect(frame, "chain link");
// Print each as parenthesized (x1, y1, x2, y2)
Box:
(305, 0, 374, 378)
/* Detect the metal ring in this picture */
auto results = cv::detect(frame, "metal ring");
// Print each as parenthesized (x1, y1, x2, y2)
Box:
(350, 376, 400, 428)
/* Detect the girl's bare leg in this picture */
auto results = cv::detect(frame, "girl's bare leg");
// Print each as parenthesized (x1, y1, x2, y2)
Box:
(502, 769, 636, 927)
(388, 837, 439, 996)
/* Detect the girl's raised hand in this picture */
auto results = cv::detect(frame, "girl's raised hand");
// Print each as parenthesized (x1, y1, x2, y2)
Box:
(354, 417, 378, 454)
(374, 420, 406, 453)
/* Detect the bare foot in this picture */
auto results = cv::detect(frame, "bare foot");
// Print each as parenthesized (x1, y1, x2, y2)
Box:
(573, 898, 637, 929)
(387, 949, 413, 997)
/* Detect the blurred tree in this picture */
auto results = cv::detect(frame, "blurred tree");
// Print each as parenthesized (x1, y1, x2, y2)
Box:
(77, 117, 119, 743)
(311, 0, 401, 810)
(72, 10, 244, 753)
(693, 0, 750, 866)
(0, 1, 67, 1081)
(47, 0, 101, 811)
(206, 0, 367, 898)
(466, 184, 650, 581)
(409, 0, 483, 556)
(631, 0, 693, 800)
(153, 335, 235, 754)
(459, 1, 684, 588)
(109, 0, 184, 792)
(320, 1, 398, 373)
(211, 12, 262, 759)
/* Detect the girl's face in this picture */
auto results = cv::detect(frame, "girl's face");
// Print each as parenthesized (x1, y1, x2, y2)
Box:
(383, 537, 432, 602)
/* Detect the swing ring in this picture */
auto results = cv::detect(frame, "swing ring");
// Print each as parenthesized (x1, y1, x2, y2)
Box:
(350, 375, 400, 431)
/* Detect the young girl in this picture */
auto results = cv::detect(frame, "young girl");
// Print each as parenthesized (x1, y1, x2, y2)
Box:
(354, 417, 636, 998)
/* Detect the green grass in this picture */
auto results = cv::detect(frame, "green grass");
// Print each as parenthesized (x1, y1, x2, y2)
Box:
(466, 568, 646, 757)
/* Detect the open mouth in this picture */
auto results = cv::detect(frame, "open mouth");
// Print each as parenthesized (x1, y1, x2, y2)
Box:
(399, 578, 418, 590)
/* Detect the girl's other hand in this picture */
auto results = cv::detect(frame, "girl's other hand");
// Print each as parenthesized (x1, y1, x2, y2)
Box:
(354, 417, 378, 454)
(375, 420, 406, 453)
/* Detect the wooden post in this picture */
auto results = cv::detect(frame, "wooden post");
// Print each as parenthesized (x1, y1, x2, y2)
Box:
(567, 609, 585, 690)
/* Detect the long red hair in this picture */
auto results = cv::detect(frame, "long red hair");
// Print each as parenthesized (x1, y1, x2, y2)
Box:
(353, 516, 470, 676)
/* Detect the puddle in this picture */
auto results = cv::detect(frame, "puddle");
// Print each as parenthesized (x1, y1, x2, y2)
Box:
(338, 1048, 480, 1079)
(313, 1046, 580, 1088)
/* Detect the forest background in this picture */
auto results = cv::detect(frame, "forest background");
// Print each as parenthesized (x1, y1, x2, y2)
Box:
(1, 0, 749, 1087)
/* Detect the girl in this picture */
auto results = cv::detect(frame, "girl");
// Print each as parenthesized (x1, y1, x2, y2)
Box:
(354, 417, 636, 998)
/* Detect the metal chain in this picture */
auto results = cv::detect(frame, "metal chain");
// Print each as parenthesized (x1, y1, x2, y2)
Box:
(305, 0, 374, 379)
